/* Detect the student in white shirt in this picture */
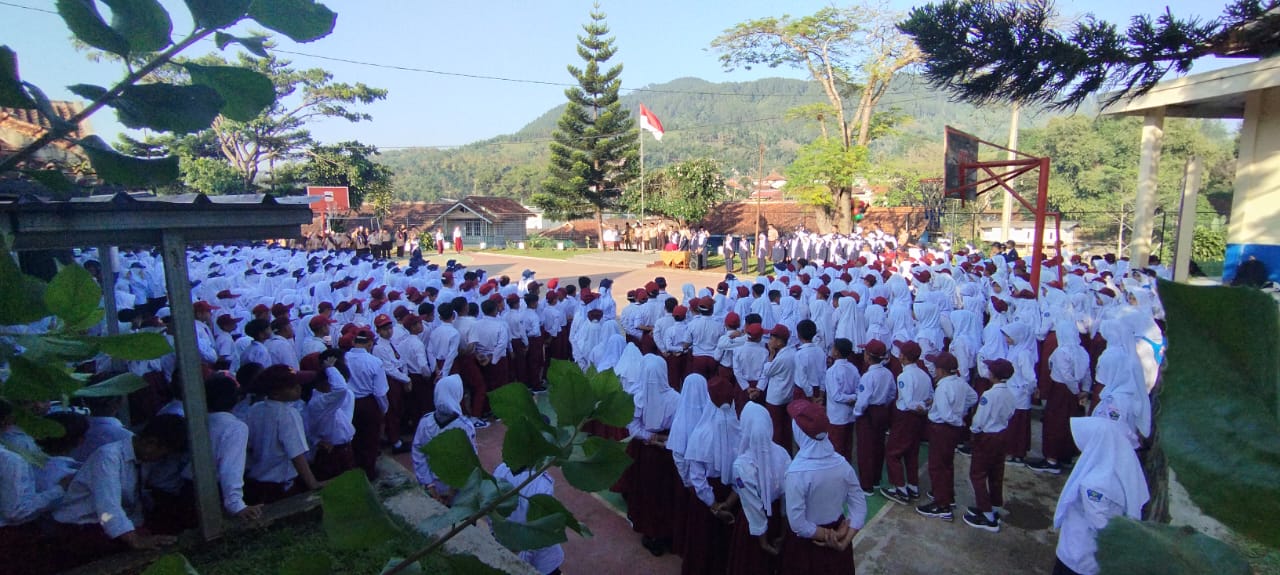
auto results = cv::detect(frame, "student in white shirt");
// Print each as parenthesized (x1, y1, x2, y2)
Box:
(373, 313, 412, 454)
(411, 374, 475, 503)
(822, 338, 860, 462)
(965, 359, 1018, 532)
(762, 324, 796, 449)
(792, 320, 827, 399)
(916, 352, 978, 521)
(1030, 318, 1092, 474)
(727, 402, 791, 572)
(302, 350, 356, 481)
(780, 399, 865, 573)
(492, 462, 564, 575)
(204, 374, 261, 520)
(301, 314, 335, 358)
(240, 318, 273, 370)
(0, 401, 68, 567)
(732, 322, 768, 411)
(70, 395, 131, 463)
(682, 375, 741, 575)
(52, 415, 187, 569)
(214, 314, 242, 370)
(244, 365, 321, 504)
(881, 340, 932, 505)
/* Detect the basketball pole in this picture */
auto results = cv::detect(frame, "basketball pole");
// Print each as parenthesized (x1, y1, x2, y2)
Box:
(1000, 104, 1020, 242)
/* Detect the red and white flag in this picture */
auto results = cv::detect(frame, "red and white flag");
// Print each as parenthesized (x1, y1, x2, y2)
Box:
(639, 104, 664, 141)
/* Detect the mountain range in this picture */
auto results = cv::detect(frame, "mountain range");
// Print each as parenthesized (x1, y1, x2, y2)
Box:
(378, 75, 1071, 203)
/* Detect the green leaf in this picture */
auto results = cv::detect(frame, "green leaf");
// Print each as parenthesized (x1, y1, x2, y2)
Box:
(89, 332, 173, 360)
(56, 0, 131, 56)
(449, 469, 515, 519)
(423, 427, 481, 489)
(67, 83, 108, 102)
(183, 63, 274, 122)
(108, 83, 225, 134)
(0, 46, 34, 108)
(547, 359, 595, 427)
(1096, 517, 1249, 575)
(183, 0, 250, 29)
(79, 135, 180, 187)
(380, 557, 422, 575)
(73, 372, 147, 398)
(22, 169, 78, 197)
(44, 263, 102, 328)
(588, 368, 634, 427)
(501, 416, 560, 471)
(416, 503, 471, 536)
(280, 553, 332, 575)
(1157, 281, 1280, 548)
(15, 334, 98, 363)
(12, 408, 64, 441)
(490, 512, 568, 552)
(24, 82, 74, 134)
(247, 0, 336, 43)
(527, 493, 589, 537)
(561, 436, 631, 493)
(101, 0, 172, 53)
(0, 235, 51, 325)
(317, 470, 402, 551)
(488, 379, 543, 424)
(214, 31, 268, 57)
(7, 356, 83, 400)
(418, 552, 505, 575)
(140, 553, 199, 575)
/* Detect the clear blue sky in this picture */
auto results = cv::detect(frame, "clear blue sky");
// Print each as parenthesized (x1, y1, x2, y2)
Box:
(0, 0, 1233, 149)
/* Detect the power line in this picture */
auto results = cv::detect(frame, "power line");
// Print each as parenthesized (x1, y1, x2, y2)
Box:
(0, 0, 54, 13)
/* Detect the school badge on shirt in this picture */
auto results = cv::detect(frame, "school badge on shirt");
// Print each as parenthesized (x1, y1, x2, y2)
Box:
(735, 477, 745, 489)
(858, 384, 865, 392)
(898, 380, 905, 388)
(1086, 489, 1104, 502)
(980, 397, 988, 405)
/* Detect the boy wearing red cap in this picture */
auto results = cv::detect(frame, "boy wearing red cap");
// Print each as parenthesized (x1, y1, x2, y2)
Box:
(659, 304, 692, 389)
(714, 311, 745, 385)
(853, 339, 895, 493)
(244, 366, 322, 504)
(733, 321, 769, 412)
(373, 314, 412, 454)
(762, 324, 796, 449)
(781, 400, 865, 575)
(346, 329, 389, 479)
(302, 314, 336, 358)
(965, 359, 1017, 532)
(882, 340, 932, 505)
(917, 351, 977, 521)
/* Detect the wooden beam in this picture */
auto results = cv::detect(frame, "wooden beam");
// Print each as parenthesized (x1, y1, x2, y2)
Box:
(160, 230, 223, 540)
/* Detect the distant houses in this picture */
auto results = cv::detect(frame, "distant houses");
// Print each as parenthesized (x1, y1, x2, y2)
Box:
(361, 195, 535, 246)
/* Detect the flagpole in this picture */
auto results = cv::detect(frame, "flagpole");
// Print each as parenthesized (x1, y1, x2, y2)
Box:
(639, 105, 645, 224)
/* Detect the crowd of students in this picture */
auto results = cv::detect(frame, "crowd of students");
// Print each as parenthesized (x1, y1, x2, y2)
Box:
(0, 239, 1164, 575)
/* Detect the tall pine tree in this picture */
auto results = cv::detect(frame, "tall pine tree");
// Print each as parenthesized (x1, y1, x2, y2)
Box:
(534, 4, 638, 250)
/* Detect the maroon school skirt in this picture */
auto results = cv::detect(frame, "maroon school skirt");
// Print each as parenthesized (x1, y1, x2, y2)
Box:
(621, 439, 678, 542)
(680, 479, 734, 575)
(779, 517, 855, 575)
(727, 500, 784, 575)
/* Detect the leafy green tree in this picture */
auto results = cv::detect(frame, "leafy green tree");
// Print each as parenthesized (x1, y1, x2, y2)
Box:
(533, 4, 638, 250)
(783, 137, 870, 227)
(899, 0, 1280, 110)
(298, 141, 395, 211)
(626, 158, 728, 225)
(180, 156, 243, 195)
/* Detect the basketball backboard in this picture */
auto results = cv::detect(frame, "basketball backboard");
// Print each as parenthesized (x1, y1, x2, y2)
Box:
(944, 126, 980, 201)
(306, 186, 349, 213)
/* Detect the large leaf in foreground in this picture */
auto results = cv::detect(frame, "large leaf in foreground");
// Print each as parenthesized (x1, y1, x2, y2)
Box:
(1096, 517, 1249, 575)
(422, 427, 481, 489)
(318, 470, 402, 551)
(1157, 281, 1280, 547)
(561, 435, 631, 492)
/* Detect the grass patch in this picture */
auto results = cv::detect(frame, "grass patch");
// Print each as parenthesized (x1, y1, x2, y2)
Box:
(186, 517, 425, 575)
(1195, 260, 1225, 278)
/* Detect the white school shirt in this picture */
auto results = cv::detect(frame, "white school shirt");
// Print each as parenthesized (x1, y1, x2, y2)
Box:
(1055, 483, 1126, 575)
(823, 359, 860, 425)
(894, 363, 933, 412)
(266, 335, 299, 369)
(373, 336, 410, 383)
(732, 341, 768, 390)
(853, 363, 896, 418)
(792, 342, 827, 398)
(207, 411, 250, 515)
(762, 345, 797, 406)
(71, 416, 132, 463)
(245, 399, 309, 484)
(52, 438, 142, 538)
(493, 464, 565, 575)
(393, 330, 429, 376)
(687, 315, 722, 358)
(194, 321, 219, 363)
(301, 335, 329, 358)
(304, 367, 356, 448)
(784, 459, 867, 538)
(410, 413, 476, 492)
(715, 332, 745, 368)
(970, 383, 1016, 434)
(426, 323, 461, 376)
(928, 374, 978, 426)
(731, 452, 789, 537)
(241, 339, 271, 369)
(0, 445, 64, 527)
(470, 316, 510, 363)
(215, 330, 238, 367)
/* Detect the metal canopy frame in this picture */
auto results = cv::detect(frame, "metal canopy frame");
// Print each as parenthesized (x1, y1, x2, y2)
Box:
(943, 127, 1062, 290)
(0, 191, 315, 541)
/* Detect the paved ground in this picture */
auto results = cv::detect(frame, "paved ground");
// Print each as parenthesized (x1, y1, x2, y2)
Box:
(391, 250, 1065, 575)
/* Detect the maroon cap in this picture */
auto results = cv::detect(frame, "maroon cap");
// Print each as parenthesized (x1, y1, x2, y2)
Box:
(990, 297, 1009, 312)
(370, 286, 386, 300)
(373, 314, 394, 329)
(258, 364, 300, 392)
(745, 324, 765, 340)
(309, 315, 337, 330)
(717, 281, 729, 293)
(1014, 289, 1037, 300)
(926, 351, 959, 372)
(736, 286, 749, 297)
(895, 340, 922, 361)
(724, 312, 741, 329)
(787, 399, 829, 439)
(317, 301, 334, 312)
(252, 303, 270, 315)
(216, 313, 240, 326)
(193, 301, 218, 314)
(336, 300, 353, 313)
(769, 324, 790, 340)
(913, 269, 932, 283)
(338, 333, 356, 350)
(358, 277, 374, 291)
(865, 339, 887, 357)
(216, 289, 240, 299)
(789, 285, 803, 295)
(872, 296, 888, 307)
(402, 314, 423, 328)
(816, 285, 831, 297)
(672, 305, 688, 319)
(696, 298, 713, 312)
(984, 358, 1015, 380)
(270, 302, 293, 317)
(354, 328, 376, 343)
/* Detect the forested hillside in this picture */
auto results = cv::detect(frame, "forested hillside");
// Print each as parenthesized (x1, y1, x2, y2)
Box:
(378, 75, 1063, 202)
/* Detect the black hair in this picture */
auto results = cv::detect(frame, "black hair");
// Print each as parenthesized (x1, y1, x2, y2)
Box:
(751, 284, 766, 296)
(450, 296, 468, 312)
(664, 298, 679, 313)
(424, 286, 439, 296)
(768, 289, 781, 302)
(437, 303, 455, 321)
(141, 414, 188, 454)
(744, 313, 762, 326)
(481, 299, 498, 317)
(564, 284, 577, 296)
(524, 293, 539, 307)
(205, 373, 239, 413)
(832, 338, 854, 359)
(37, 411, 90, 455)
(418, 302, 435, 317)
(797, 319, 817, 342)
(236, 362, 265, 395)
(467, 302, 479, 317)
(578, 276, 592, 289)
(244, 318, 271, 340)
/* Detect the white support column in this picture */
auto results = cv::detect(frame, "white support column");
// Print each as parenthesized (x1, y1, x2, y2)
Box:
(1000, 104, 1020, 242)
(160, 230, 223, 540)
(1173, 156, 1203, 282)
(1130, 108, 1165, 264)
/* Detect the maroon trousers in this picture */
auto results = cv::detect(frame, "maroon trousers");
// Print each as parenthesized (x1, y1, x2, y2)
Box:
(47, 522, 128, 574)
(1007, 409, 1031, 458)
(665, 353, 688, 391)
(854, 404, 891, 489)
(828, 422, 853, 463)
(1, 524, 55, 575)
(244, 477, 303, 505)
(680, 480, 734, 575)
(687, 354, 719, 379)
(926, 422, 964, 506)
(766, 401, 793, 450)
(1042, 381, 1082, 461)
(885, 408, 926, 488)
(407, 373, 435, 424)
(385, 376, 408, 445)
(639, 331, 659, 355)
(1036, 332, 1059, 399)
(454, 353, 487, 417)
(525, 335, 546, 386)
(779, 517, 855, 575)
(483, 356, 511, 392)
(969, 432, 1007, 512)
(727, 500, 783, 575)
(353, 395, 384, 479)
(510, 340, 528, 386)
(312, 443, 356, 481)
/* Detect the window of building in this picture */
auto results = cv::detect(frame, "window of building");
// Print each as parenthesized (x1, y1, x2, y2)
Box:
(463, 220, 486, 236)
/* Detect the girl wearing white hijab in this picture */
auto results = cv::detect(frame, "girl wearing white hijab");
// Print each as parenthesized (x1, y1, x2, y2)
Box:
(913, 301, 945, 374)
(1052, 418, 1150, 575)
(589, 332, 627, 374)
(948, 309, 983, 382)
(681, 376, 741, 575)
(1117, 289, 1164, 393)
(1030, 318, 1092, 474)
(613, 342, 645, 397)
(780, 399, 864, 575)
(666, 373, 711, 557)
(728, 402, 792, 575)
(410, 374, 475, 501)
(1000, 321, 1038, 462)
(620, 354, 681, 556)
(1092, 344, 1152, 449)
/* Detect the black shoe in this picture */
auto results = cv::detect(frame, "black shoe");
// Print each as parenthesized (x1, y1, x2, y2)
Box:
(915, 501, 954, 521)
(880, 486, 910, 505)
(967, 505, 1006, 517)
(641, 536, 665, 557)
(963, 511, 1000, 532)
(1026, 459, 1063, 474)
(906, 487, 920, 500)
(956, 444, 972, 455)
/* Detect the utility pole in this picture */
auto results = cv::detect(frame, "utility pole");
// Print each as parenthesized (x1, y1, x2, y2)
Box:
(755, 138, 764, 243)
(1000, 103, 1021, 243)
